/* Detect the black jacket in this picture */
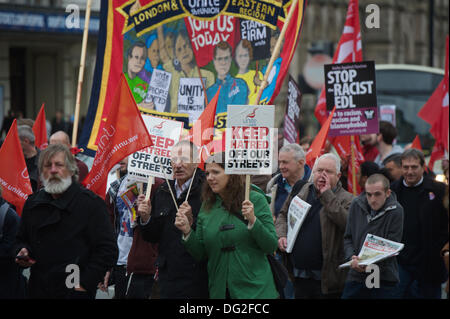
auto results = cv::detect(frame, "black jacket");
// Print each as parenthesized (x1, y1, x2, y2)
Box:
(14, 182, 118, 298)
(344, 192, 404, 284)
(139, 171, 209, 298)
(0, 198, 26, 299)
(391, 177, 448, 283)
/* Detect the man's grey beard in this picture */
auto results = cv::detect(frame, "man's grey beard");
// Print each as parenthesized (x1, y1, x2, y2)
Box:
(42, 174, 72, 194)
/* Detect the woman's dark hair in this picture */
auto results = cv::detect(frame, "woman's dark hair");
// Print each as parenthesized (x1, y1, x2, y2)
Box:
(202, 152, 245, 214)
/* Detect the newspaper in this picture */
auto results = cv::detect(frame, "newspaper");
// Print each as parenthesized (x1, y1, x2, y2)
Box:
(286, 196, 311, 253)
(339, 234, 404, 268)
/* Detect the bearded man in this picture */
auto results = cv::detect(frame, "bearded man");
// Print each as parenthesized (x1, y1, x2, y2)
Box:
(14, 144, 118, 299)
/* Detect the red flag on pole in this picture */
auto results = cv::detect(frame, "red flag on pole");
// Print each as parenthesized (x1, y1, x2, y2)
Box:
(314, 0, 362, 125)
(0, 120, 33, 215)
(187, 87, 221, 169)
(306, 106, 337, 168)
(32, 103, 48, 150)
(411, 135, 423, 151)
(418, 35, 449, 157)
(82, 74, 153, 198)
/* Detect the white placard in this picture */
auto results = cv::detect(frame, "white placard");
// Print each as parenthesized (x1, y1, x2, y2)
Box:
(177, 77, 206, 123)
(128, 115, 183, 182)
(145, 69, 172, 112)
(225, 105, 274, 175)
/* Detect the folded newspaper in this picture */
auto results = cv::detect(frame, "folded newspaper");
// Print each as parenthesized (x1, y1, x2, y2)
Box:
(286, 196, 311, 253)
(339, 234, 404, 268)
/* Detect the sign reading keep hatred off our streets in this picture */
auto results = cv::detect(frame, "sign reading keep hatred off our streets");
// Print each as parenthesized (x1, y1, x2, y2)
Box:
(325, 61, 379, 136)
(128, 115, 183, 182)
(225, 105, 274, 175)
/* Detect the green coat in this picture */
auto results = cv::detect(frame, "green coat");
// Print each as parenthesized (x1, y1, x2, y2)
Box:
(184, 190, 279, 299)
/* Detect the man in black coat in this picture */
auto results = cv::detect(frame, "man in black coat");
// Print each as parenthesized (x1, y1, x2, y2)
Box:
(0, 187, 26, 299)
(137, 140, 209, 298)
(390, 149, 448, 299)
(14, 144, 118, 299)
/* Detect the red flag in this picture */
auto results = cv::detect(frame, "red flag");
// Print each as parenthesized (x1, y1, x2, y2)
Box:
(0, 120, 33, 215)
(411, 135, 422, 151)
(306, 106, 337, 167)
(82, 74, 153, 198)
(32, 103, 48, 150)
(419, 36, 449, 169)
(187, 87, 221, 168)
(314, 0, 362, 125)
(333, 135, 365, 195)
(428, 143, 446, 171)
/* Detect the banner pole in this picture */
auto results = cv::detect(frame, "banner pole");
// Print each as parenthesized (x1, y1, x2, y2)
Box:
(350, 135, 357, 196)
(72, 0, 92, 147)
(255, 0, 299, 104)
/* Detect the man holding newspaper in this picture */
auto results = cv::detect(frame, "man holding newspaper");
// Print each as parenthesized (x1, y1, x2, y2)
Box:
(341, 173, 404, 299)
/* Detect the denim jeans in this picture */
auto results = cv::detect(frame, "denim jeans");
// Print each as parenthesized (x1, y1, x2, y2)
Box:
(391, 264, 442, 299)
(341, 281, 397, 299)
(274, 252, 295, 299)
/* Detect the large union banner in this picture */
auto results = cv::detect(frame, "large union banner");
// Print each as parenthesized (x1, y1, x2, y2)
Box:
(79, 0, 307, 155)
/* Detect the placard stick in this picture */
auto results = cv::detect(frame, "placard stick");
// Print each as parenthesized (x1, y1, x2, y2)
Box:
(350, 135, 357, 196)
(163, 169, 178, 210)
(138, 183, 144, 195)
(185, 167, 197, 203)
(72, 0, 92, 147)
(145, 176, 154, 201)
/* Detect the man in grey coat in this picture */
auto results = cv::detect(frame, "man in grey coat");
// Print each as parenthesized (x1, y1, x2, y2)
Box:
(276, 153, 354, 298)
(342, 173, 404, 299)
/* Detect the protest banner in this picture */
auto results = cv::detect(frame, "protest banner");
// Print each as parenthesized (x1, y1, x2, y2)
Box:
(325, 61, 378, 137)
(286, 196, 311, 253)
(78, 0, 307, 156)
(128, 115, 183, 182)
(284, 75, 302, 146)
(225, 105, 274, 175)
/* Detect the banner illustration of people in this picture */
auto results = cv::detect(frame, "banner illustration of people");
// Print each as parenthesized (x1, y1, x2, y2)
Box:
(79, 0, 307, 156)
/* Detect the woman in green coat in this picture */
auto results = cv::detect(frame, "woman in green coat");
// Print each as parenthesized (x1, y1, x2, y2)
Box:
(174, 152, 279, 299)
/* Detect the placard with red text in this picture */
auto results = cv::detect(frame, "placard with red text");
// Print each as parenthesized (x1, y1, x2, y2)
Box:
(128, 115, 183, 182)
(225, 105, 274, 175)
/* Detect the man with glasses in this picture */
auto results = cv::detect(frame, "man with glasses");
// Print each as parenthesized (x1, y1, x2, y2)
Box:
(136, 140, 209, 298)
(206, 41, 248, 115)
(276, 153, 354, 299)
(390, 149, 448, 299)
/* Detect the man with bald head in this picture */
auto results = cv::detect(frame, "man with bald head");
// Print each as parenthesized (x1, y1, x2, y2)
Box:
(49, 131, 89, 182)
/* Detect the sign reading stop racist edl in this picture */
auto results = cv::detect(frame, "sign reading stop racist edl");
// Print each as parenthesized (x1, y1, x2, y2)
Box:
(325, 60, 378, 136)
(225, 105, 274, 175)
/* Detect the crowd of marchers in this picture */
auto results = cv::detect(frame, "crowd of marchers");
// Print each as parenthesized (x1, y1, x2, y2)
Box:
(0, 118, 448, 300)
